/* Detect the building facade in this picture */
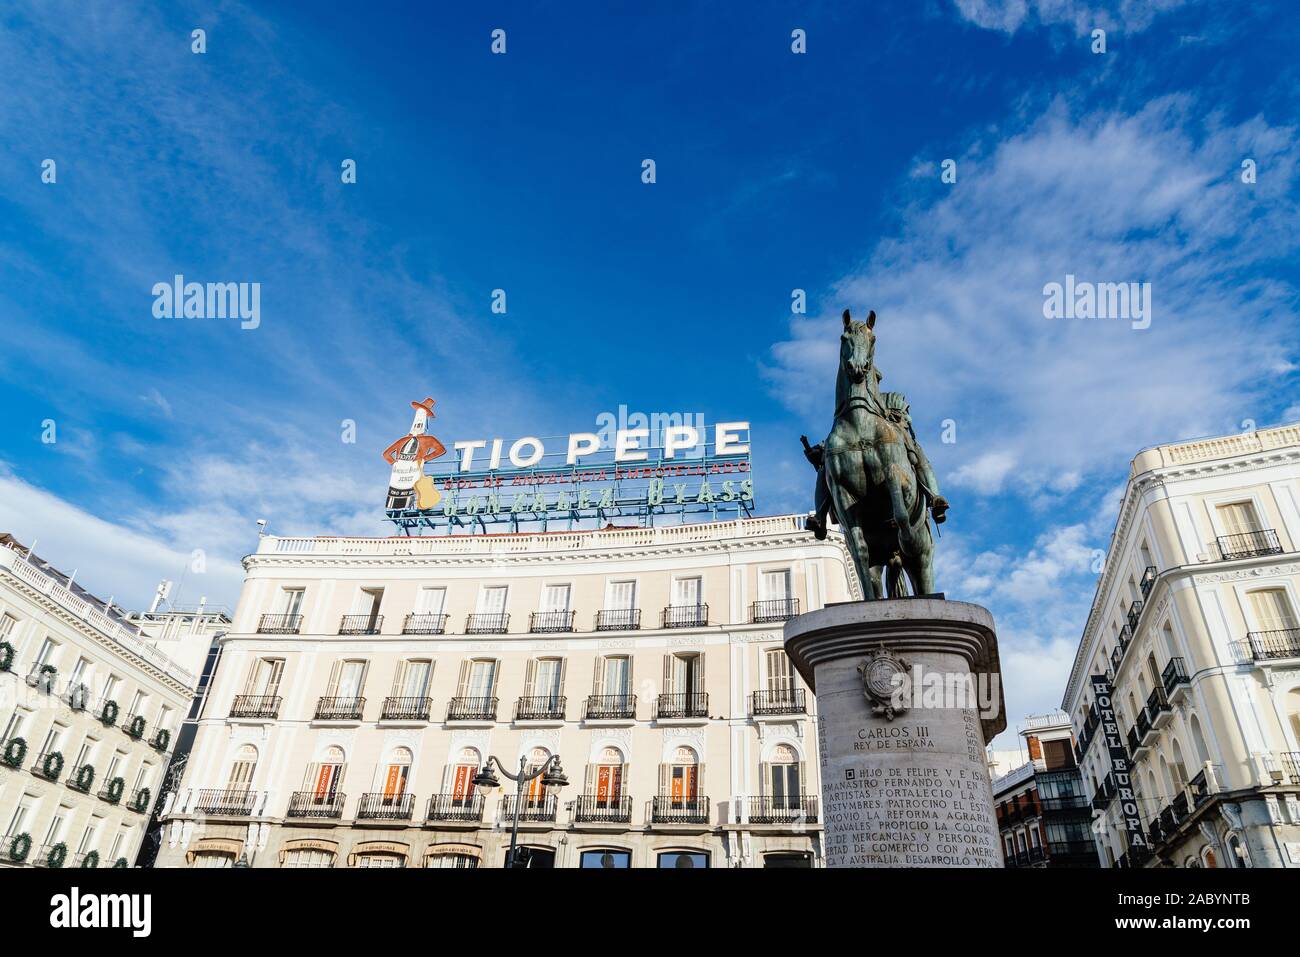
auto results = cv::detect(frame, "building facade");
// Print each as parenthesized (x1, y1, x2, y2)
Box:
(1063, 423, 1300, 867)
(156, 514, 857, 868)
(0, 538, 195, 869)
(992, 712, 1098, 867)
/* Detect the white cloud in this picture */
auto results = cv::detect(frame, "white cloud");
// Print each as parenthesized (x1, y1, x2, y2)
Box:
(949, 450, 1018, 494)
(0, 466, 245, 610)
(951, 0, 1191, 36)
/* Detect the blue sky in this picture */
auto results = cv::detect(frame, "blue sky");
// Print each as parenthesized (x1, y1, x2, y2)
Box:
(1, 1, 1297, 743)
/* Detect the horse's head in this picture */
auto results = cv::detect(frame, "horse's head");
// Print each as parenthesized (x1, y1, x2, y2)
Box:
(839, 308, 877, 383)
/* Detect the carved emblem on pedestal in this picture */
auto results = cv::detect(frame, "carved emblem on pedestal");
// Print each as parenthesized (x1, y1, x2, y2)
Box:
(858, 646, 910, 720)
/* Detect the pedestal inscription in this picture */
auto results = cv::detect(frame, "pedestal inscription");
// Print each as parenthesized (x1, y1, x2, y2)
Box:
(786, 599, 1006, 869)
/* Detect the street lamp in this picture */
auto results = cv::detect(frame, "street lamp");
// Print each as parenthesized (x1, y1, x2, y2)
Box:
(473, 753, 569, 868)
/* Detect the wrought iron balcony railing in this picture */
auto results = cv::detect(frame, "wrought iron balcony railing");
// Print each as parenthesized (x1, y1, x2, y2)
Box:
(751, 598, 800, 623)
(650, 795, 709, 824)
(750, 688, 806, 716)
(426, 792, 485, 823)
(402, 612, 448, 635)
(1139, 565, 1157, 598)
(1161, 656, 1190, 694)
(257, 613, 302, 634)
(584, 694, 636, 720)
(748, 795, 819, 824)
(655, 692, 708, 719)
(574, 794, 633, 823)
(661, 604, 708, 629)
(1146, 685, 1171, 722)
(595, 608, 641, 631)
(501, 793, 558, 822)
(356, 792, 415, 821)
(528, 610, 575, 633)
(1039, 793, 1089, 813)
(194, 788, 258, 817)
(514, 695, 566, 721)
(315, 696, 365, 721)
(1092, 774, 1116, 810)
(229, 694, 282, 719)
(1127, 600, 1144, 632)
(1127, 725, 1142, 754)
(1276, 751, 1300, 786)
(1245, 627, 1300, 661)
(465, 612, 509, 634)
(381, 696, 432, 721)
(447, 696, 497, 721)
(339, 614, 383, 635)
(286, 790, 346, 819)
(1216, 529, 1283, 561)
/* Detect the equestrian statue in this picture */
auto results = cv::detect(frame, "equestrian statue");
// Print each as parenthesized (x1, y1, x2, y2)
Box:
(801, 309, 948, 600)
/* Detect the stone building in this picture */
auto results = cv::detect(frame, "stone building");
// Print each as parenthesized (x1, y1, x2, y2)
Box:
(0, 537, 194, 869)
(156, 514, 856, 868)
(1063, 424, 1300, 867)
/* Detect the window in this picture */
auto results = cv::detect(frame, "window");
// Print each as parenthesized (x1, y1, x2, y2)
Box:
(588, 747, 625, 806)
(658, 850, 709, 868)
(597, 656, 630, 697)
(605, 580, 636, 610)
(416, 586, 446, 616)
(766, 744, 802, 808)
(380, 748, 412, 801)
(1, 710, 27, 746)
(69, 657, 90, 688)
(426, 851, 479, 869)
(476, 585, 508, 615)
(524, 747, 551, 806)
(227, 745, 258, 790)
(33, 636, 56, 669)
(393, 659, 432, 699)
(763, 852, 812, 868)
(353, 587, 384, 625)
(5, 802, 30, 838)
(305, 747, 346, 803)
(1286, 689, 1300, 748)
(540, 583, 571, 612)
(665, 653, 704, 697)
(664, 746, 699, 804)
(447, 748, 479, 806)
(156, 704, 173, 734)
(1216, 501, 1262, 536)
(243, 658, 284, 698)
(673, 577, 702, 607)
(278, 588, 305, 617)
(580, 848, 631, 868)
(43, 809, 68, 847)
(192, 851, 235, 868)
(0, 613, 17, 642)
(326, 659, 368, 700)
(761, 569, 792, 601)
(459, 659, 498, 699)
(283, 848, 334, 868)
(527, 657, 565, 704)
(765, 649, 796, 691)
(1248, 589, 1298, 632)
(77, 823, 98, 855)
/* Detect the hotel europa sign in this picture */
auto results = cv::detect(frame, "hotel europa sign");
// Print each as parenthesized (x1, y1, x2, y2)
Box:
(382, 398, 754, 533)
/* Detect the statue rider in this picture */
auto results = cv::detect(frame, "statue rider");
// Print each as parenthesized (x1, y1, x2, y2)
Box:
(801, 390, 948, 540)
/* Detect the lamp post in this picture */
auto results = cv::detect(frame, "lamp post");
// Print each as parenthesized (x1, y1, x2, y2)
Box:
(473, 753, 569, 868)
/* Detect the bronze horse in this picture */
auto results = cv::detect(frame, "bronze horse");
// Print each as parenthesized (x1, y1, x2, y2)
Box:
(821, 309, 941, 600)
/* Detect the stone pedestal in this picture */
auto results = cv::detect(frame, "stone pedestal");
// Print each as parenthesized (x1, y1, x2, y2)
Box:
(784, 599, 1007, 868)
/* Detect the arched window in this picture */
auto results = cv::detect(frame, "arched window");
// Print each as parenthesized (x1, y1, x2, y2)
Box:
(524, 747, 551, 806)
(303, 745, 346, 810)
(447, 747, 480, 807)
(283, 848, 334, 868)
(1201, 845, 1219, 868)
(588, 746, 625, 807)
(658, 849, 709, 868)
(765, 744, 803, 811)
(227, 745, 258, 790)
(1224, 832, 1250, 868)
(579, 847, 631, 868)
(192, 850, 236, 868)
(1169, 738, 1189, 793)
(1285, 688, 1300, 749)
(379, 747, 412, 805)
(664, 746, 699, 807)
(1189, 714, 1211, 765)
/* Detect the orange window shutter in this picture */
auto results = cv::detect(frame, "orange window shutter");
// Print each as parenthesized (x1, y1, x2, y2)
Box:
(686, 766, 697, 800)
(315, 765, 331, 799)
(452, 765, 468, 800)
(384, 764, 400, 798)
(597, 766, 611, 802)
(671, 767, 683, 803)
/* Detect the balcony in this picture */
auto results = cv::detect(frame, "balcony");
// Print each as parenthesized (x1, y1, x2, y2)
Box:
(380, 696, 431, 722)
(514, 695, 566, 722)
(750, 688, 806, 716)
(1146, 685, 1172, 728)
(1161, 657, 1191, 699)
(584, 694, 636, 720)
(1245, 627, 1300, 661)
(1126, 600, 1144, 632)
(402, 612, 448, 635)
(1127, 725, 1143, 755)
(595, 608, 641, 631)
(446, 696, 496, 722)
(573, 794, 633, 824)
(229, 695, 282, 720)
(465, 612, 509, 635)
(661, 604, 708, 629)
(426, 792, 485, 823)
(655, 692, 709, 719)
(1274, 752, 1300, 786)
(123, 713, 147, 739)
(65, 683, 90, 712)
(528, 610, 575, 634)
(1092, 774, 1116, 810)
(748, 795, 819, 825)
(194, 788, 258, 817)
(356, 792, 415, 821)
(286, 790, 346, 820)
(339, 614, 383, 636)
(257, 613, 301, 634)
(1046, 840, 1099, 862)
(1039, 793, 1090, 814)
(1136, 709, 1154, 742)
(501, 793, 558, 823)
(751, 598, 800, 623)
(650, 796, 709, 825)
(315, 696, 365, 721)
(26, 667, 57, 694)
(1216, 528, 1283, 561)
(1139, 565, 1157, 598)
(33, 751, 63, 782)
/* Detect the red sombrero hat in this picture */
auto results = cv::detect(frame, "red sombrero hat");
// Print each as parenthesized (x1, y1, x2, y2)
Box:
(410, 397, 436, 417)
